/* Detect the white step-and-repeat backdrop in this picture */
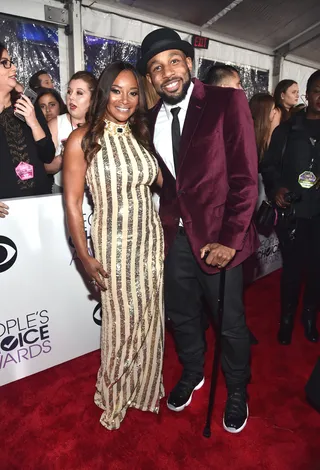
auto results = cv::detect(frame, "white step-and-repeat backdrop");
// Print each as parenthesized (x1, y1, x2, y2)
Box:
(0, 194, 101, 387)
(0, 189, 282, 387)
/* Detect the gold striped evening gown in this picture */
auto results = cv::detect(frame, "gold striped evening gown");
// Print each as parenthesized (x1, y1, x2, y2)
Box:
(86, 120, 165, 430)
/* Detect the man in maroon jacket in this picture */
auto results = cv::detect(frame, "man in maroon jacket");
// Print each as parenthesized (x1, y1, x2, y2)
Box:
(137, 28, 259, 433)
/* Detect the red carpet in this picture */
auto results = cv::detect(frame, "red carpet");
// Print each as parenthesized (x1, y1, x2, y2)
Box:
(0, 270, 319, 470)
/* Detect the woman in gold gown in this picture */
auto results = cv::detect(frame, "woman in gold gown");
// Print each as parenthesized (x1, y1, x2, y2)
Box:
(63, 62, 164, 430)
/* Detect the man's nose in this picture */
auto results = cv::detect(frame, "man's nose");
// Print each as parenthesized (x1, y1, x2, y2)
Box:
(162, 64, 175, 79)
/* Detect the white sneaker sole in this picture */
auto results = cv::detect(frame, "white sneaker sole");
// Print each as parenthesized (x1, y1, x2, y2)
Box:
(223, 404, 249, 434)
(167, 377, 205, 412)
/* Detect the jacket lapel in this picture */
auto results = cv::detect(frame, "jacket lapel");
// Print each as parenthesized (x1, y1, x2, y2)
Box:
(178, 79, 206, 171)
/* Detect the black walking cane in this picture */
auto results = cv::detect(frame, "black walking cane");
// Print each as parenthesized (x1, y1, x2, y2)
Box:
(203, 267, 226, 438)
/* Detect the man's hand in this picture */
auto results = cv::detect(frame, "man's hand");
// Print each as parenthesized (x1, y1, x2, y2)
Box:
(275, 187, 290, 208)
(0, 202, 9, 218)
(200, 243, 236, 268)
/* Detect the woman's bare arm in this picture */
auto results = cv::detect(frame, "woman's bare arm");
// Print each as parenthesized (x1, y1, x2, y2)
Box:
(63, 129, 108, 290)
(156, 168, 163, 187)
(63, 128, 88, 262)
(45, 118, 60, 173)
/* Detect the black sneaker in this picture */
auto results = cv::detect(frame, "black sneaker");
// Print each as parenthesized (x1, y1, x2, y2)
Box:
(167, 371, 204, 412)
(223, 387, 248, 433)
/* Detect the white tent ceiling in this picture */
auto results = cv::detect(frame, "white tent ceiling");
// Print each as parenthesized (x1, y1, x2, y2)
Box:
(89, 0, 320, 66)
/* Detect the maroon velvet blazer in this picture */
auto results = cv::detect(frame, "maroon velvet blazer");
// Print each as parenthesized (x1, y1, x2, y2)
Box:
(150, 78, 259, 274)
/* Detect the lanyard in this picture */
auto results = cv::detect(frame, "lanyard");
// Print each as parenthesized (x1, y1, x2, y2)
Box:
(308, 137, 317, 171)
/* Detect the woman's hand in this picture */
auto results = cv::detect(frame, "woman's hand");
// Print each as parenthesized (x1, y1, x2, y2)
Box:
(14, 95, 39, 130)
(81, 255, 108, 291)
(0, 202, 9, 218)
(275, 187, 290, 208)
(45, 155, 62, 174)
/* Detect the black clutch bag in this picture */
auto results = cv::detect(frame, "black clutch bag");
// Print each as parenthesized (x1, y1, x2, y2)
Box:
(256, 200, 277, 227)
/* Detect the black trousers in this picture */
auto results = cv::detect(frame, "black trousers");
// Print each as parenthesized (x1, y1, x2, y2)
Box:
(164, 230, 250, 388)
(277, 216, 320, 313)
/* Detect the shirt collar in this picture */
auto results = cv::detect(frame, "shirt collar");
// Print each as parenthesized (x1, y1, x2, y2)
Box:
(163, 81, 194, 120)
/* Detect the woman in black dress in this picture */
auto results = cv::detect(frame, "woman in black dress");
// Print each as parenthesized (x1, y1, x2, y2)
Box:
(0, 44, 55, 217)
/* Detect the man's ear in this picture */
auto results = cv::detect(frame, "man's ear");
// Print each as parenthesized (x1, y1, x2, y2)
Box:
(146, 73, 152, 85)
(186, 57, 193, 73)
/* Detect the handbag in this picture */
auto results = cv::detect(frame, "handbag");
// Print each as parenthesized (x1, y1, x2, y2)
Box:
(256, 200, 277, 227)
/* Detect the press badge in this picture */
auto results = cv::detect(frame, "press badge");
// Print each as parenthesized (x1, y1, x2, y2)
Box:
(298, 170, 316, 189)
(15, 162, 34, 181)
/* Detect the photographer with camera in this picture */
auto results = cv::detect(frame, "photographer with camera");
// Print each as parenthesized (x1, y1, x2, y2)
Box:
(261, 70, 320, 345)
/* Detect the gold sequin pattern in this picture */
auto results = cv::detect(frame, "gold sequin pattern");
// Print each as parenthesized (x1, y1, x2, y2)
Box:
(86, 120, 164, 430)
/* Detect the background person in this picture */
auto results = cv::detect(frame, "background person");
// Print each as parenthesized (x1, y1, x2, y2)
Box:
(205, 63, 260, 346)
(35, 88, 67, 123)
(261, 70, 320, 345)
(274, 79, 299, 122)
(46, 71, 97, 193)
(0, 43, 55, 213)
(203, 64, 242, 89)
(249, 92, 281, 239)
(29, 70, 54, 91)
(63, 61, 164, 430)
(249, 93, 281, 164)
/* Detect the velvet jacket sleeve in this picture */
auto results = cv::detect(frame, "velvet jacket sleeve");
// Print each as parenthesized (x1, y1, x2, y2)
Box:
(218, 89, 258, 251)
(33, 103, 55, 164)
(260, 122, 289, 200)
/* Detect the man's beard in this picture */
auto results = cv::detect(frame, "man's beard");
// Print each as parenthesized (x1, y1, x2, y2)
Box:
(307, 104, 320, 116)
(158, 72, 191, 106)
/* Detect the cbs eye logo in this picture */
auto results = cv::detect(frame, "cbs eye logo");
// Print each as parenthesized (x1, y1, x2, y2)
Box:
(0, 236, 18, 273)
(93, 302, 102, 326)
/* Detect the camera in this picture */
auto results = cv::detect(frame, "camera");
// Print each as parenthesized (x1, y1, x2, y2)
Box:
(284, 191, 300, 204)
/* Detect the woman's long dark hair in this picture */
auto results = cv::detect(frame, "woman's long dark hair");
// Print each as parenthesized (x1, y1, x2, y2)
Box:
(249, 93, 275, 163)
(82, 61, 152, 163)
(0, 43, 19, 105)
(274, 79, 297, 121)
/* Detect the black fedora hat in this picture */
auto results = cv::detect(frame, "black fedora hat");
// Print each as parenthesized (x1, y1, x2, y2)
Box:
(137, 28, 194, 76)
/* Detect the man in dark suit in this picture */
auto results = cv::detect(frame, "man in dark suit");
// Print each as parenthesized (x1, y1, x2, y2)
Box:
(137, 28, 259, 433)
